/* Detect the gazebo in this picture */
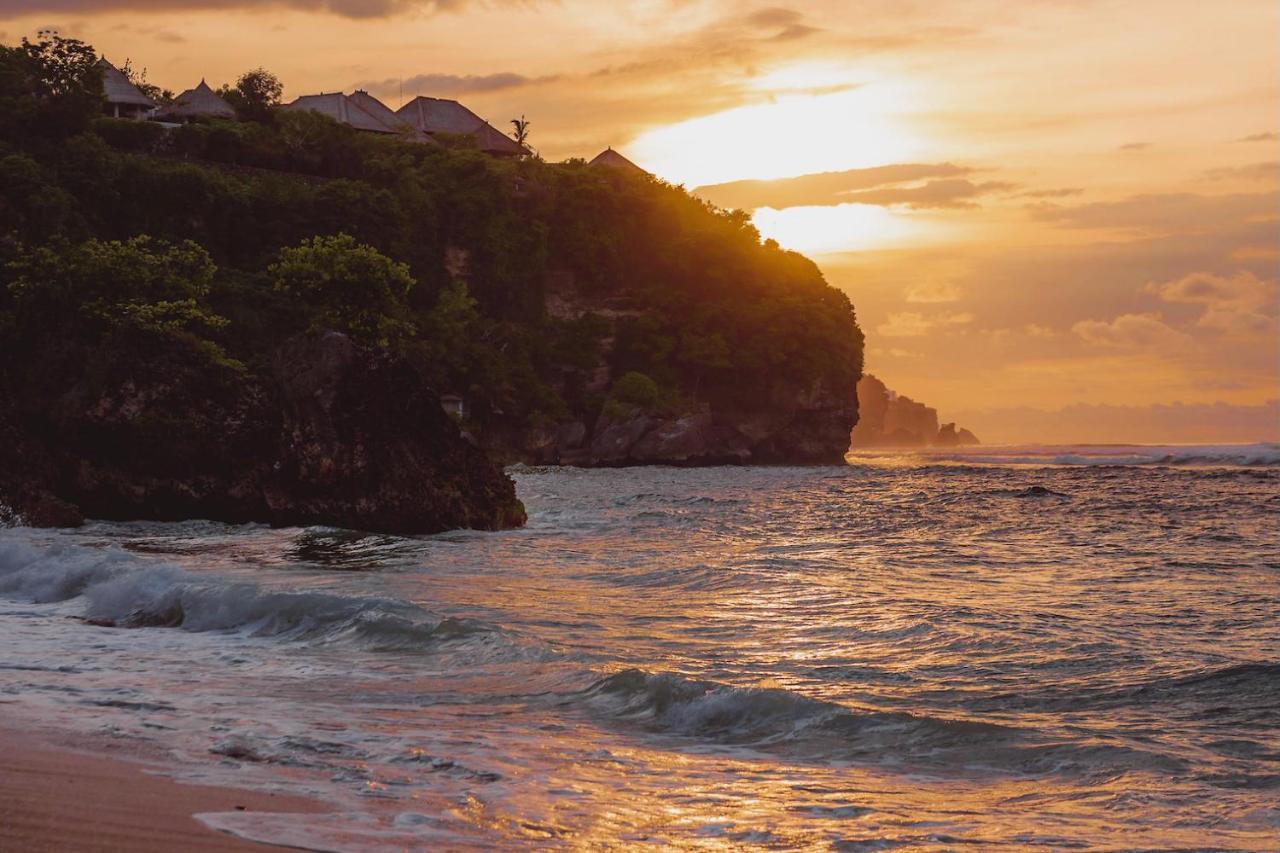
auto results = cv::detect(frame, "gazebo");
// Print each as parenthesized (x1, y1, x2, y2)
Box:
(98, 58, 155, 120)
(156, 80, 235, 122)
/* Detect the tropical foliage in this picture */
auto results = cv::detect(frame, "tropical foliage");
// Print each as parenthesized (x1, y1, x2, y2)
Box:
(0, 35, 864, 452)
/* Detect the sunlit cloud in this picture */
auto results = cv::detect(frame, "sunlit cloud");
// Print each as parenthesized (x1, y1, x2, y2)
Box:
(877, 311, 974, 338)
(752, 203, 931, 254)
(631, 77, 925, 186)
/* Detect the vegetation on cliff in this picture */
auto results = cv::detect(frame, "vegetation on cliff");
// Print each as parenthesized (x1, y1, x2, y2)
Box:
(1, 33, 865, 524)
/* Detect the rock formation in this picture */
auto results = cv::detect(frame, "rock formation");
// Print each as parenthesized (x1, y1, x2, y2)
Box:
(0, 332, 525, 534)
(849, 374, 980, 448)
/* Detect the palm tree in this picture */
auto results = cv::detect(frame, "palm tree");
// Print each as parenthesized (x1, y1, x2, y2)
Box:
(510, 115, 531, 148)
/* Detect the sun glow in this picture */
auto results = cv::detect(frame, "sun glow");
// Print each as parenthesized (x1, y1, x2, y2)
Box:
(752, 203, 926, 255)
(630, 70, 925, 188)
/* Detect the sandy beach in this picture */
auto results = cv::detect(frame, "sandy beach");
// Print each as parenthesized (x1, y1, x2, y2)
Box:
(0, 725, 325, 852)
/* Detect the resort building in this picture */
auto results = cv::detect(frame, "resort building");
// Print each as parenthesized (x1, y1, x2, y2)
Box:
(98, 58, 155, 120)
(345, 91, 414, 135)
(282, 92, 404, 135)
(156, 80, 235, 122)
(589, 147, 648, 176)
(396, 96, 527, 157)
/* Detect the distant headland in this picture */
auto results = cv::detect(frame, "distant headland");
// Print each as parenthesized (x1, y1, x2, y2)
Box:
(850, 374, 979, 448)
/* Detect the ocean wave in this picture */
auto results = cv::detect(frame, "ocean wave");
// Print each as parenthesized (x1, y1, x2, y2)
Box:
(0, 535, 524, 657)
(576, 669, 1178, 775)
(966, 662, 1280, 716)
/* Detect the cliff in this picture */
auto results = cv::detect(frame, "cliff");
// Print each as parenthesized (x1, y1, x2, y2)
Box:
(0, 332, 524, 533)
(849, 374, 979, 448)
(0, 36, 865, 531)
(1, 34, 865, 507)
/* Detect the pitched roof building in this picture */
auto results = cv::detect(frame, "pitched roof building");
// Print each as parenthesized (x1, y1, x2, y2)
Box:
(396, 96, 527, 157)
(282, 92, 402, 134)
(156, 79, 234, 122)
(589, 147, 648, 176)
(98, 58, 155, 120)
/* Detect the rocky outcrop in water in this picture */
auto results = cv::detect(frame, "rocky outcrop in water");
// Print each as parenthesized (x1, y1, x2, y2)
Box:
(849, 374, 979, 448)
(0, 332, 525, 534)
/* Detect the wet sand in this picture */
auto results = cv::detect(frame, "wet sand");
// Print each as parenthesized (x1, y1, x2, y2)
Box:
(0, 725, 325, 852)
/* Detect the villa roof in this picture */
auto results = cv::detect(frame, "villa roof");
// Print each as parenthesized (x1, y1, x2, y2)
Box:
(589, 147, 648, 176)
(347, 90, 408, 130)
(158, 79, 234, 119)
(283, 92, 400, 134)
(472, 120, 527, 156)
(396, 96, 527, 155)
(397, 96, 485, 135)
(97, 58, 155, 107)
(347, 90, 439, 145)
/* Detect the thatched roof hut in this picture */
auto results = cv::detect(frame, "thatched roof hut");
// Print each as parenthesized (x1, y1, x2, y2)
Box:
(97, 58, 154, 120)
(157, 79, 234, 121)
(589, 147, 648, 176)
(282, 92, 401, 134)
(396, 96, 527, 157)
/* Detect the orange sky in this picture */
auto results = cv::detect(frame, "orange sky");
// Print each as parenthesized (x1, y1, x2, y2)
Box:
(3, 0, 1277, 442)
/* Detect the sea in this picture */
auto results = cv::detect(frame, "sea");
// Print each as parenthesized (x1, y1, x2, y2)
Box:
(2, 444, 1278, 851)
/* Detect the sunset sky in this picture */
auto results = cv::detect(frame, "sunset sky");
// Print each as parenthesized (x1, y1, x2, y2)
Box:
(3, 0, 1277, 442)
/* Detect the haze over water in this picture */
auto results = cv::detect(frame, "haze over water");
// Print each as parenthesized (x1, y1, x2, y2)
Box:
(2, 446, 1277, 850)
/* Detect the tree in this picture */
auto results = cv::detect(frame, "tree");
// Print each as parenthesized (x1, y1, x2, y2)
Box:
(221, 67, 282, 122)
(0, 31, 102, 140)
(8, 236, 222, 332)
(121, 58, 173, 105)
(510, 114, 530, 148)
(269, 234, 416, 347)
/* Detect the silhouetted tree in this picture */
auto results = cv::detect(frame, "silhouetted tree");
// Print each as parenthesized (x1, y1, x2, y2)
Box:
(220, 67, 282, 122)
(510, 114, 530, 147)
(0, 31, 102, 139)
(121, 58, 173, 105)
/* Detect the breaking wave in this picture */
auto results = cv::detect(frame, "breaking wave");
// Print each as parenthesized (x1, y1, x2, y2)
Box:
(0, 536, 522, 657)
(577, 669, 1181, 775)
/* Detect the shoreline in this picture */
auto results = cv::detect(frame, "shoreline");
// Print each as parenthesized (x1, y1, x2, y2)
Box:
(0, 723, 327, 852)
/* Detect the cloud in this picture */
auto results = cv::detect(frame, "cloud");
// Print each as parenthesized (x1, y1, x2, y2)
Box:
(905, 281, 962, 303)
(354, 71, 550, 98)
(1072, 313, 1190, 349)
(0, 0, 494, 20)
(1201, 162, 1280, 183)
(743, 7, 804, 28)
(1119, 141, 1152, 151)
(878, 311, 973, 337)
(952, 400, 1280, 444)
(1147, 270, 1278, 336)
(1033, 191, 1280, 234)
(1018, 187, 1083, 199)
(1235, 132, 1279, 143)
(769, 23, 820, 41)
(843, 178, 1015, 210)
(694, 163, 971, 210)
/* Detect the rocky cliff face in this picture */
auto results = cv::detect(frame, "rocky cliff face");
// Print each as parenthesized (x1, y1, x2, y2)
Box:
(1, 332, 525, 533)
(483, 274, 860, 467)
(516, 382, 856, 467)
